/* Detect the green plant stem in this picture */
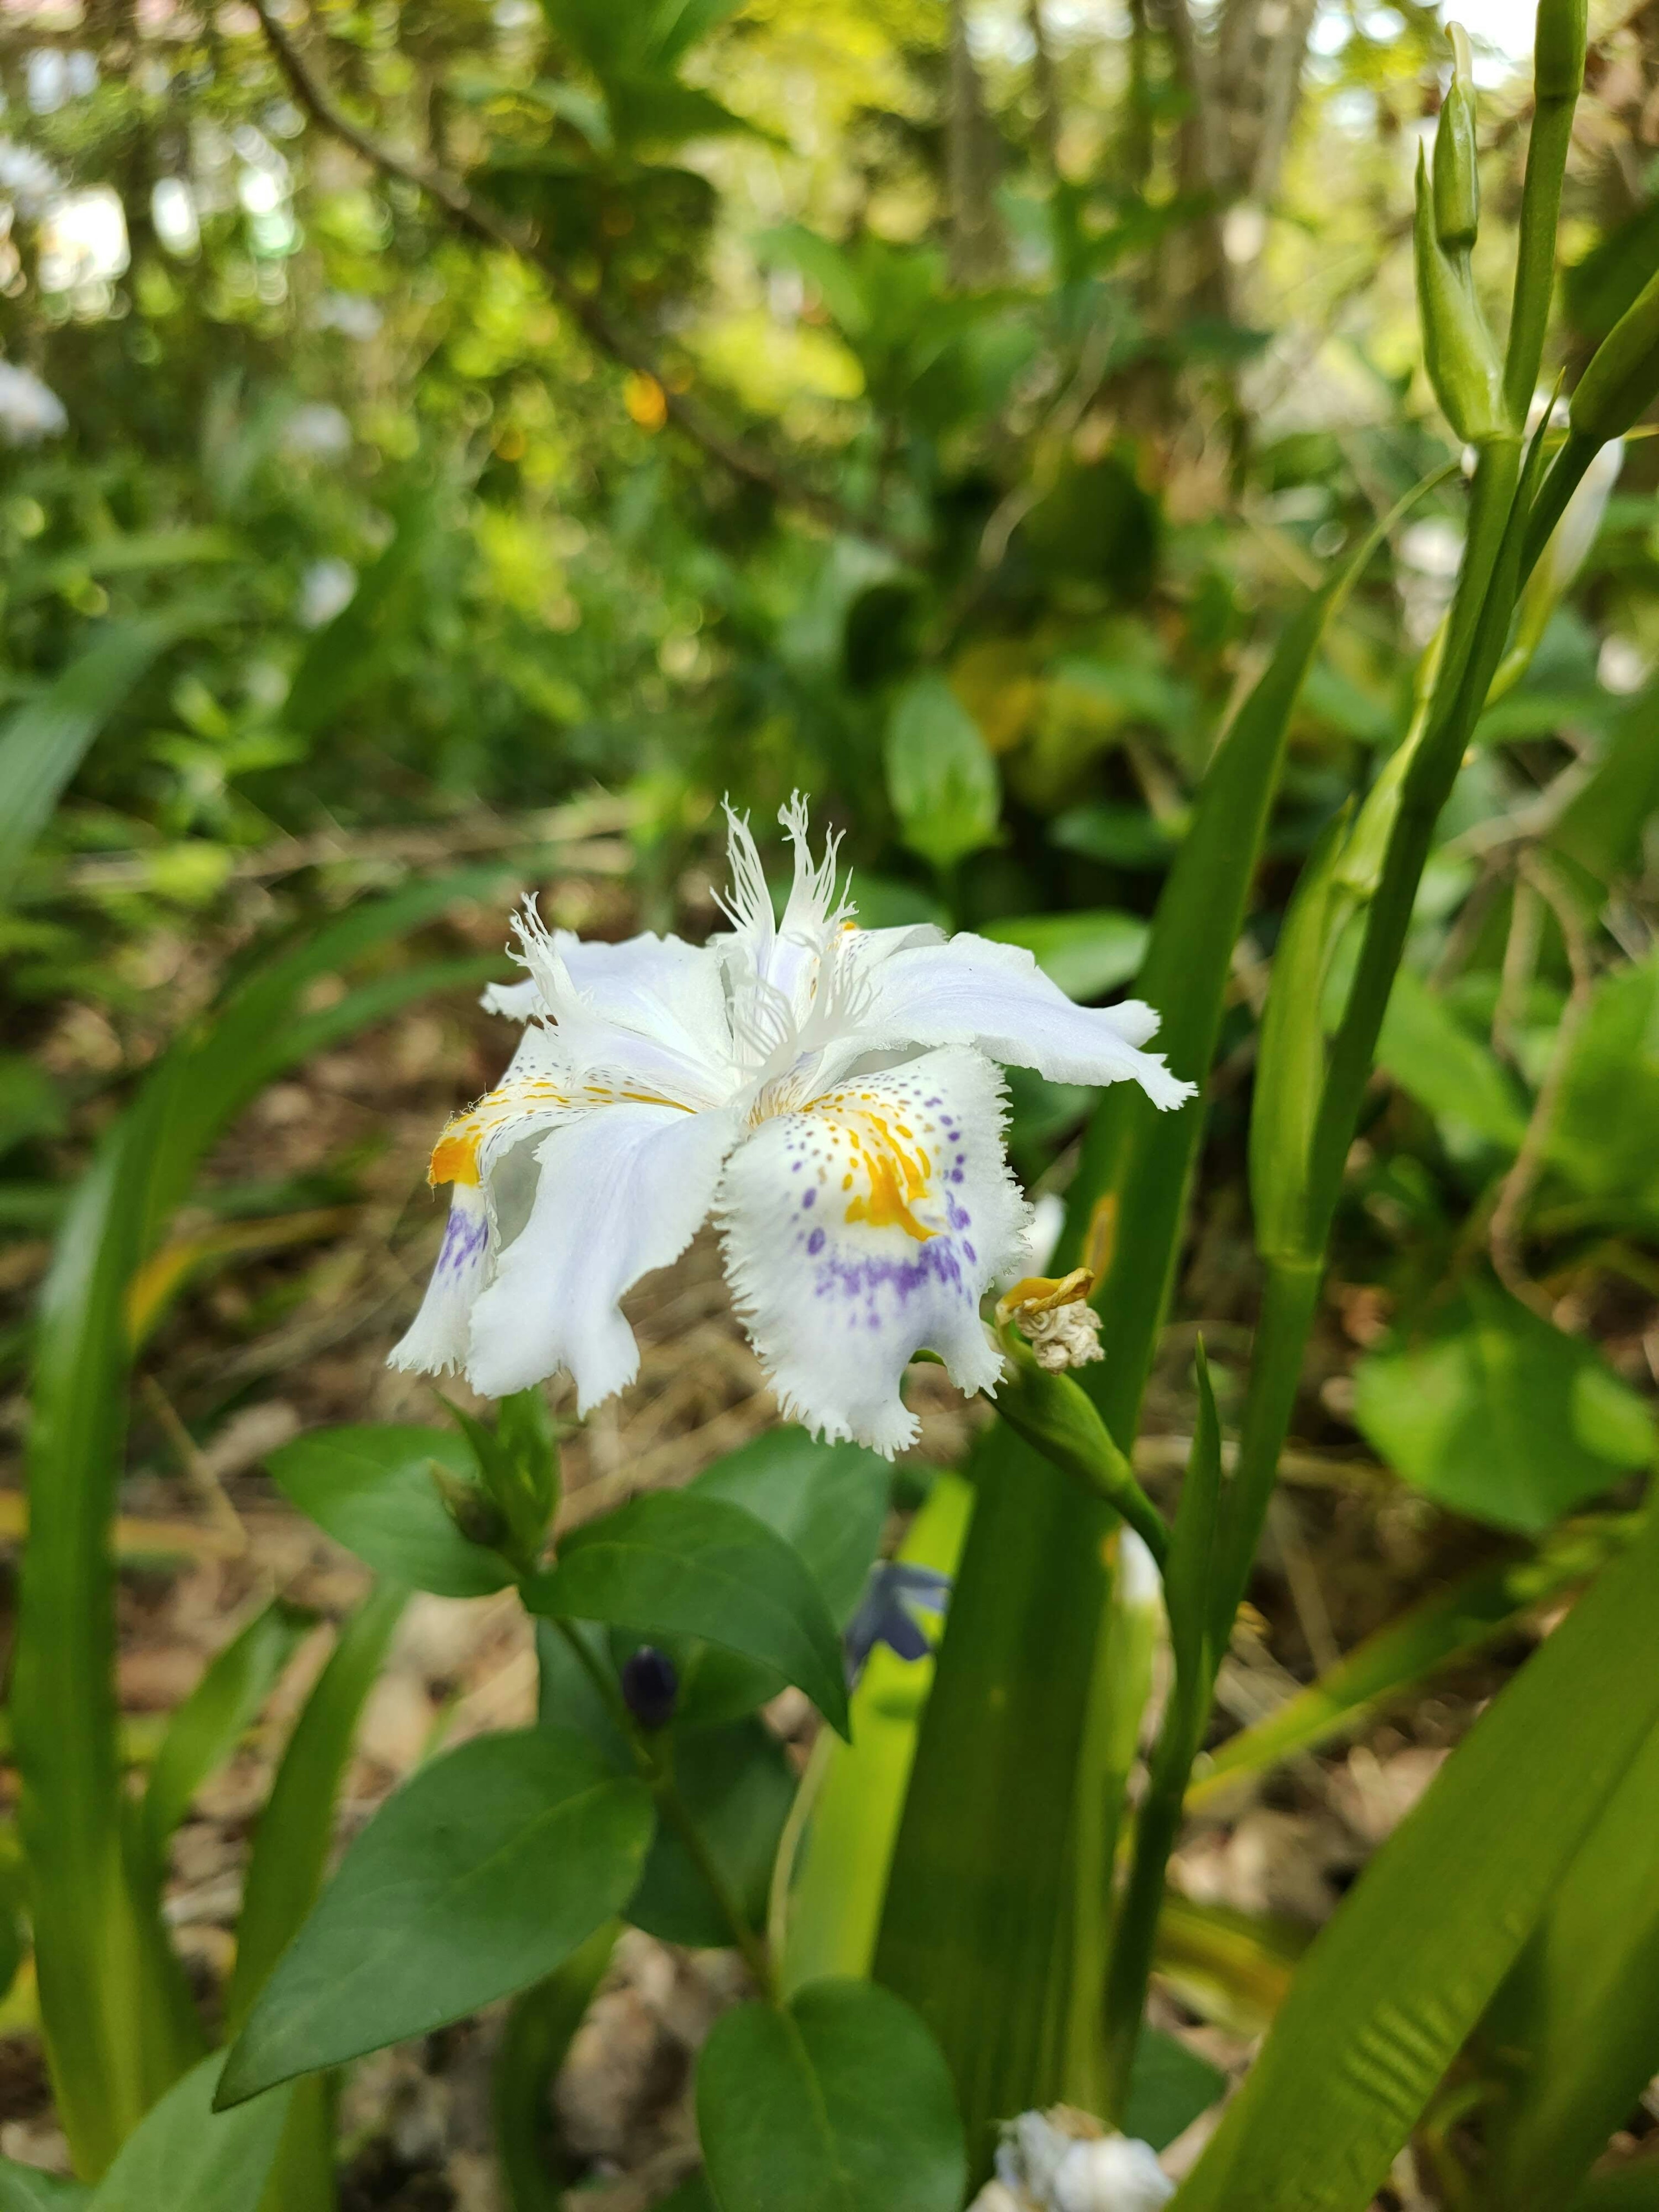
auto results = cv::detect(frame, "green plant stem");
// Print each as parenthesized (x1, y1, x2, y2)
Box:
(1102, 1712, 1196, 2113)
(549, 1620, 777, 2000)
(1504, 99, 1577, 428)
(1214, 1258, 1325, 1643)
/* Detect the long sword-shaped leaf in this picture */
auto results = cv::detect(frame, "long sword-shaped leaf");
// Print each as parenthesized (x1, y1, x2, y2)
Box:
(1481, 1708, 1659, 2209)
(15, 879, 490, 2175)
(874, 530, 1396, 2161)
(1171, 1487, 1659, 2212)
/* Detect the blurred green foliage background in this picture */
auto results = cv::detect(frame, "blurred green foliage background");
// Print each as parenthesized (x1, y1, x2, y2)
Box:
(1, 0, 1657, 1534)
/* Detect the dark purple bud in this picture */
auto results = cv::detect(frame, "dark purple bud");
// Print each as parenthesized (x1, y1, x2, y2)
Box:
(620, 1645, 679, 1730)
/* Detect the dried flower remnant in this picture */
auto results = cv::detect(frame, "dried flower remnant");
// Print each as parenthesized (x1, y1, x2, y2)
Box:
(996, 1268, 1105, 1373)
(394, 797, 1192, 1453)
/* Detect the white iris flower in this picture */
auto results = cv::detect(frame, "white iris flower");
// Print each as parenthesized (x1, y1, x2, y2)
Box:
(392, 797, 1193, 1453)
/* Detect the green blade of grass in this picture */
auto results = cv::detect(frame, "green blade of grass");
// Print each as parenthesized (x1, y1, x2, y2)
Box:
(15, 877, 494, 2175)
(1171, 1486, 1659, 2212)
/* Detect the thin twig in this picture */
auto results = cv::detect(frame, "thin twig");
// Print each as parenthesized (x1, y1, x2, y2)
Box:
(249, 0, 909, 554)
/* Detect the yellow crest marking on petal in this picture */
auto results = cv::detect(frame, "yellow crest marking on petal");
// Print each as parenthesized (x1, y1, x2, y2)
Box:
(810, 1090, 938, 1243)
(428, 1076, 569, 1186)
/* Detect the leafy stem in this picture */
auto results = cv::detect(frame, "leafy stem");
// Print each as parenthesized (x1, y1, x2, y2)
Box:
(547, 1618, 777, 2001)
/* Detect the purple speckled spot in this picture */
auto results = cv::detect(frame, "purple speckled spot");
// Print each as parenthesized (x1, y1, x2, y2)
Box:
(438, 1205, 488, 1278)
(807, 1227, 825, 1255)
(963, 1242, 977, 1262)
(802, 1188, 816, 1209)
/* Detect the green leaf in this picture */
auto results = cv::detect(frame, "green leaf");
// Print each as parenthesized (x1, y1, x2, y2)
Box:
(696, 1979, 966, 2212)
(1482, 1712, 1659, 2209)
(1124, 2028, 1225, 2153)
(0, 2166, 89, 2210)
(1376, 967, 1530, 1148)
(878, 583, 1354, 2154)
(1548, 951, 1659, 1220)
(979, 912, 1148, 1002)
(140, 1600, 312, 1870)
(525, 1491, 851, 1738)
(220, 1729, 654, 2103)
(690, 1428, 890, 1628)
(267, 1425, 515, 1598)
(1169, 1490, 1659, 2212)
(1050, 803, 1185, 872)
(1352, 1278, 1651, 1532)
(0, 613, 201, 896)
(228, 1582, 408, 2031)
(1250, 808, 1351, 1266)
(884, 674, 1000, 873)
(494, 1923, 618, 2212)
(89, 2054, 289, 2212)
(14, 877, 502, 2171)
(1569, 2162, 1659, 2210)
(628, 1719, 794, 1948)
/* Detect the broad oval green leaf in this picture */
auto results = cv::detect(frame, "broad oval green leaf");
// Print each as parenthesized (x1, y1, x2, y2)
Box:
(267, 1424, 515, 1597)
(697, 1978, 966, 2212)
(1170, 1492, 1659, 2212)
(690, 1428, 890, 1629)
(1352, 1278, 1650, 1532)
(89, 2053, 289, 2212)
(525, 1491, 851, 1738)
(219, 1727, 654, 2104)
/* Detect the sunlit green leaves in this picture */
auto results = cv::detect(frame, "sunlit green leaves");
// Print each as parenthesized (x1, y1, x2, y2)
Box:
(1353, 1277, 1650, 1531)
(221, 1729, 654, 2102)
(697, 1980, 966, 2212)
(884, 675, 999, 874)
(267, 1425, 515, 1598)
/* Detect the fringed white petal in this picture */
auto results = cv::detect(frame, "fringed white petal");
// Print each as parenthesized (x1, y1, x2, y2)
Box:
(718, 1046, 1028, 1456)
(511, 906, 737, 1107)
(465, 1102, 743, 1407)
(858, 931, 1196, 1109)
(389, 1184, 490, 1376)
(482, 931, 699, 1023)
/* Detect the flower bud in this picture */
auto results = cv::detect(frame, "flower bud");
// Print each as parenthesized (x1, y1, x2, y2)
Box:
(620, 1645, 679, 1730)
(1533, 0, 1588, 102)
(1570, 269, 1659, 444)
(1433, 25, 1480, 250)
(1415, 147, 1504, 442)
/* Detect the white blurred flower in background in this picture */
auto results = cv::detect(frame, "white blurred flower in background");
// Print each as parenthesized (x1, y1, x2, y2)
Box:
(296, 557, 358, 629)
(36, 184, 128, 301)
(150, 177, 200, 258)
(0, 359, 66, 444)
(283, 404, 353, 461)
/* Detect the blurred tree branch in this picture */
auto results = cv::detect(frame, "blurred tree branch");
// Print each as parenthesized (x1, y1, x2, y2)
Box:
(250, 0, 912, 555)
